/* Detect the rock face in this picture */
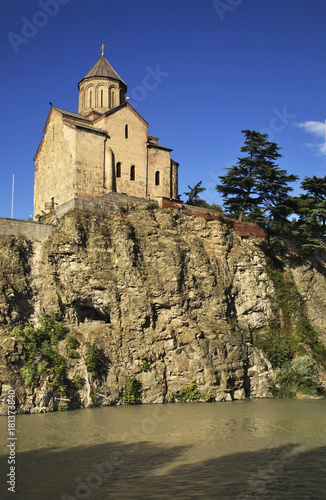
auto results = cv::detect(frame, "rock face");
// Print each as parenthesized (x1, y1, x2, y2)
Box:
(0, 208, 325, 412)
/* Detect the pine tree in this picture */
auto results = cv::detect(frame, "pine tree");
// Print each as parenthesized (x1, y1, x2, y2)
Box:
(301, 175, 326, 236)
(216, 130, 298, 222)
(183, 181, 206, 206)
(290, 176, 326, 250)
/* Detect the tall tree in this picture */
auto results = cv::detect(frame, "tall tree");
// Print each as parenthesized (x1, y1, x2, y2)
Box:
(215, 130, 298, 222)
(291, 176, 326, 247)
(183, 181, 206, 206)
(301, 176, 326, 235)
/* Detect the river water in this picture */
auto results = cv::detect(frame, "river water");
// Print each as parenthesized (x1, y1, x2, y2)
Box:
(0, 399, 326, 499)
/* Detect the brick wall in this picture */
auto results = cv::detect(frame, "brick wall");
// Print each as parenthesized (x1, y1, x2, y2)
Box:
(159, 199, 267, 240)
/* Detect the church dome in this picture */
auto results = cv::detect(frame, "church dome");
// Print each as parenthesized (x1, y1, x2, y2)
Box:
(78, 49, 127, 116)
(78, 55, 127, 88)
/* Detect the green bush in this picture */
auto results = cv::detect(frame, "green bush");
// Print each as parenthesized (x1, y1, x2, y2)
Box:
(203, 391, 214, 402)
(10, 328, 22, 339)
(294, 315, 326, 368)
(66, 335, 79, 350)
(173, 379, 201, 402)
(254, 328, 296, 368)
(57, 385, 68, 397)
(12, 313, 67, 390)
(38, 313, 66, 345)
(85, 343, 105, 377)
(71, 375, 84, 390)
(140, 359, 150, 372)
(272, 355, 322, 398)
(171, 380, 215, 402)
(22, 360, 38, 387)
(122, 375, 142, 404)
(67, 350, 80, 359)
(37, 361, 47, 375)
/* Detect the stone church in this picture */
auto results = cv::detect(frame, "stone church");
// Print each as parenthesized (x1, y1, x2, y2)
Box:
(34, 48, 179, 216)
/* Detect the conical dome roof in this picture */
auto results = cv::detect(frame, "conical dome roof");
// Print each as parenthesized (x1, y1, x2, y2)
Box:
(78, 55, 127, 87)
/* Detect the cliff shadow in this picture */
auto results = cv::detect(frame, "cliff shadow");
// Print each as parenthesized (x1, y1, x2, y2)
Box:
(1, 439, 325, 499)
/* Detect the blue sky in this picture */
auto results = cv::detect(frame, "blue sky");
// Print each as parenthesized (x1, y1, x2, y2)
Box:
(1, 0, 326, 219)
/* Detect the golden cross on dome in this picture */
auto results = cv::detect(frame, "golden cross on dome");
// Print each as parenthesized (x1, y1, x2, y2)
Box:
(101, 44, 105, 56)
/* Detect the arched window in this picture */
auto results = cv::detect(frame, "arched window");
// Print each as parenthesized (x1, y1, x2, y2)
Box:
(116, 162, 121, 178)
(125, 124, 129, 139)
(155, 171, 160, 186)
(96, 85, 108, 108)
(130, 165, 135, 181)
(111, 91, 115, 108)
(86, 85, 95, 109)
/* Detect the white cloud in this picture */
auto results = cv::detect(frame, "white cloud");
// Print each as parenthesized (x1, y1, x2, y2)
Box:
(295, 120, 326, 156)
(297, 120, 326, 138)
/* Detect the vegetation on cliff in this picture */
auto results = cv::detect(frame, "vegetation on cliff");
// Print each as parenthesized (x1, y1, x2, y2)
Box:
(254, 247, 326, 398)
(11, 313, 68, 395)
(0, 207, 325, 413)
(215, 130, 326, 253)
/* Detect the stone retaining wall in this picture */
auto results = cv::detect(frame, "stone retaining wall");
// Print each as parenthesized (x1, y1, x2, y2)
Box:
(56, 192, 153, 218)
(0, 217, 53, 241)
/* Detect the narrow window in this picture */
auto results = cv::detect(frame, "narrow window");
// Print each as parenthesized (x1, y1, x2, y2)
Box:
(155, 171, 160, 186)
(89, 91, 92, 108)
(111, 91, 115, 108)
(51, 197, 55, 209)
(125, 124, 129, 139)
(116, 162, 121, 178)
(130, 165, 135, 181)
(101, 89, 103, 107)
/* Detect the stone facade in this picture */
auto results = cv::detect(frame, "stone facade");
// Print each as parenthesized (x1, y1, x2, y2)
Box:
(34, 53, 179, 216)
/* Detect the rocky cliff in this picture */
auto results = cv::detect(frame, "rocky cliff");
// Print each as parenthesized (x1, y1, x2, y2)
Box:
(0, 207, 325, 413)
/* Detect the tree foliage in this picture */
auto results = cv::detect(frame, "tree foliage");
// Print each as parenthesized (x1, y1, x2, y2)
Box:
(288, 175, 326, 250)
(216, 130, 298, 222)
(214, 130, 326, 251)
(122, 375, 142, 404)
(183, 181, 206, 206)
(85, 343, 107, 378)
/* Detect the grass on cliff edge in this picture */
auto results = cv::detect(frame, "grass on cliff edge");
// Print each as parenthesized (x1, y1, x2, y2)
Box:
(253, 247, 326, 398)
